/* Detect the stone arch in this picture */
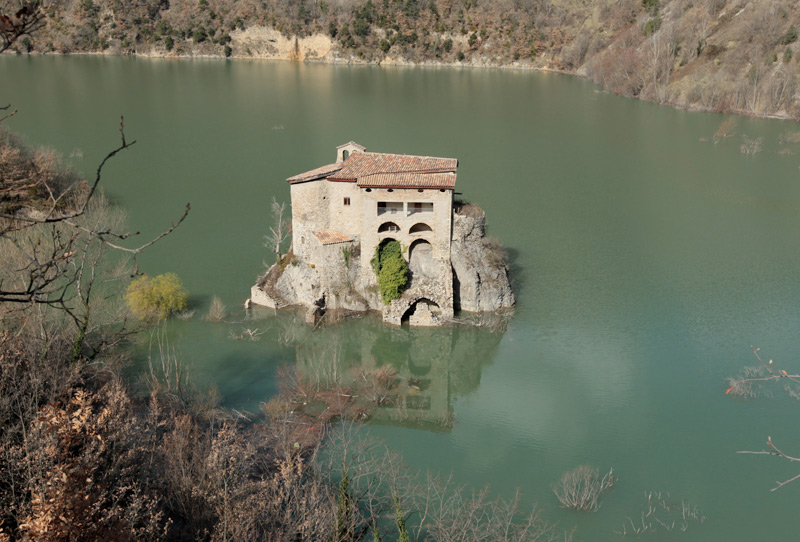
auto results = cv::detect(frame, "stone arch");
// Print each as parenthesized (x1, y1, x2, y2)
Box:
(409, 239, 434, 278)
(401, 297, 441, 326)
(378, 221, 400, 233)
(409, 222, 433, 234)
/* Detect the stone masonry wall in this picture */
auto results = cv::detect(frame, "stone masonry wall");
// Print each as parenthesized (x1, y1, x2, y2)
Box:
(357, 187, 452, 289)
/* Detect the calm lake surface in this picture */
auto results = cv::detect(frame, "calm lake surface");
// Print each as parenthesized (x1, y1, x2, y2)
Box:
(4, 55, 800, 540)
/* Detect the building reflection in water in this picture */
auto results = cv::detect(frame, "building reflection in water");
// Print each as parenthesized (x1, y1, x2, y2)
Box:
(286, 312, 509, 431)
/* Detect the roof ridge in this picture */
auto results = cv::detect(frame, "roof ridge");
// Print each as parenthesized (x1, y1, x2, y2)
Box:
(360, 169, 455, 177)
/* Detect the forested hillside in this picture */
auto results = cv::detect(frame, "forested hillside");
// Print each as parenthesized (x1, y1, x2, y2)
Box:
(11, 0, 800, 117)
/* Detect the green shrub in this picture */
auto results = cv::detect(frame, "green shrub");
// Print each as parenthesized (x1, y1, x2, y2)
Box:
(642, 0, 659, 15)
(192, 28, 207, 43)
(378, 253, 408, 304)
(371, 239, 400, 274)
(781, 25, 798, 46)
(371, 241, 409, 304)
(125, 273, 188, 321)
(643, 17, 661, 36)
(784, 47, 793, 63)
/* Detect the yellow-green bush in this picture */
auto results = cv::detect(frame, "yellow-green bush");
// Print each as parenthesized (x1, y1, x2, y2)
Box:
(125, 273, 188, 321)
(371, 240, 408, 304)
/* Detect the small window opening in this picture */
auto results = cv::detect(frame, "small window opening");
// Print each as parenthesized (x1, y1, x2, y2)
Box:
(418, 189, 424, 193)
(343, 150, 350, 160)
(344, 197, 351, 206)
(388, 189, 394, 192)
(366, 188, 372, 192)
(439, 189, 445, 192)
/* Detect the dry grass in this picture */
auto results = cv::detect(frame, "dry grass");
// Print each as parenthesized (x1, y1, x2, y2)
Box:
(553, 465, 615, 511)
(615, 491, 705, 536)
(779, 131, 800, 144)
(454, 201, 485, 219)
(205, 295, 227, 322)
(740, 135, 763, 156)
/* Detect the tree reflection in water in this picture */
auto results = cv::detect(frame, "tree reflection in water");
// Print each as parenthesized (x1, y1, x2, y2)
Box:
(288, 313, 510, 431)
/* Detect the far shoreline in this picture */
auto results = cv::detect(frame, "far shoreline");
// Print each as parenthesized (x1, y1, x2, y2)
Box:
(3, 47, 798, 123)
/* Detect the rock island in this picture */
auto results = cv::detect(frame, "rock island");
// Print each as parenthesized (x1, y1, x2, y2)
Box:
(250, 142, 514, 326)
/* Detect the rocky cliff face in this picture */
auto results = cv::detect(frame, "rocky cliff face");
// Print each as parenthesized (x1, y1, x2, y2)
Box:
(251, 204, 514, 325)
(450, 207, 515, 313)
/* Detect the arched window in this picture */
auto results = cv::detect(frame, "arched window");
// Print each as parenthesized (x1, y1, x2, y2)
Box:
(378, 222, 400, 233)
(342, 150, 350, 160)
(409, 222, 433, 234)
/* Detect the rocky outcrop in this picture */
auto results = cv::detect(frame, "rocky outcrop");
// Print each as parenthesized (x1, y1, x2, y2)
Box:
(450, 207, 515, 312)
(251, 204, 514, 326)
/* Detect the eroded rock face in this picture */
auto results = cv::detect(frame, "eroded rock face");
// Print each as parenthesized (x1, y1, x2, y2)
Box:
(251, 206, 514, 325)
(450, 211, 515, 313)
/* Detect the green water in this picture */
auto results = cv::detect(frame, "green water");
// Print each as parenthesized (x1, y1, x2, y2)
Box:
(4, 55, 800, 540)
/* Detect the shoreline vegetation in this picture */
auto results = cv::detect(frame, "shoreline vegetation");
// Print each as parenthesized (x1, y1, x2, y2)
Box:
(0, 119, 572, 540)
(5, 0, 800, 121)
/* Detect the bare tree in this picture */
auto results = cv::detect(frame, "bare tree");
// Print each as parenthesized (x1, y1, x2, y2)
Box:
(0, 117, 190, 310)
(0, 1, 42, 54)
(729, 347, 800, 490)
(264, 196, 290, 264)
(646, 26, 677, 104)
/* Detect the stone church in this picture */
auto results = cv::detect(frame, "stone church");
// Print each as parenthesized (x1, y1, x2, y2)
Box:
(251, 142, 514, 326)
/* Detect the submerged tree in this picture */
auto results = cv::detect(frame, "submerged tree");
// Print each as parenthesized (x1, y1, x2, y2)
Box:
(729, 346, 800, 490)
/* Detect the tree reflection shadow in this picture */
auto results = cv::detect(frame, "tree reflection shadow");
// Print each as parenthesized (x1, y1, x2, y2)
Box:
(290, 315, 508, 431)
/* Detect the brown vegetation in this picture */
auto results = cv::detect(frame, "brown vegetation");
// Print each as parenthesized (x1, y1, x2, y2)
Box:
(552, 465, 615, 511)
(0, 93, 565, 542)
(11, 0, 800, 119)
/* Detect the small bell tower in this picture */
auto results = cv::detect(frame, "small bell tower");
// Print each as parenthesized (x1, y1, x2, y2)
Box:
(336, 141, 366, 163)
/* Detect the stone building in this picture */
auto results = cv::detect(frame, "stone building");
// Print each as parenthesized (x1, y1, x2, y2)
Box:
(251, 142, 514, 326)
(287, 142, 456, 323)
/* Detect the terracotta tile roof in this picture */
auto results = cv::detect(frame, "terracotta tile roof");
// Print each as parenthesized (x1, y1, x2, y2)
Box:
(286, 162, 343, 184)
(357, 172, 457, 189)
(313, 230, 353, 245)
(329, 152, 458, 182)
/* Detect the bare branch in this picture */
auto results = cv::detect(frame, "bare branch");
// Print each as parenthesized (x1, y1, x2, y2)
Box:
(0, 107, 17, 124)
(0, 1, 44, 54)
(1, 116, 190, 306)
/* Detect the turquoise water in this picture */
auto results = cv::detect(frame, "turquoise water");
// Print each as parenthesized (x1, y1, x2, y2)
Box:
(3, 55, 800, 539)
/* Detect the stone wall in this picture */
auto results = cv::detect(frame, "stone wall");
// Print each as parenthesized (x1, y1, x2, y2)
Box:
(357, 187, 453, 288)
(258, 169, 514, 326)
(326, 181, 361, 240)
(290, 180, 330, 262)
